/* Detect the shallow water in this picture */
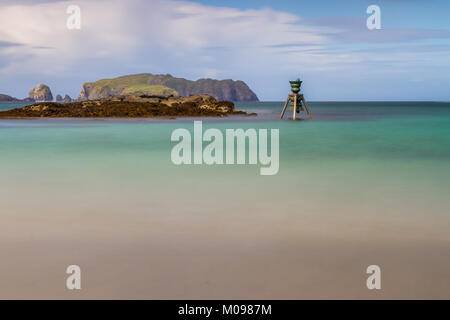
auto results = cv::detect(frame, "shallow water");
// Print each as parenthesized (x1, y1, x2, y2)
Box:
(0, 101, 449, 299)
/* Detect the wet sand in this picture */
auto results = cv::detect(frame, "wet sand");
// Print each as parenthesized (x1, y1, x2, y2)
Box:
(1, 185, 450, 299)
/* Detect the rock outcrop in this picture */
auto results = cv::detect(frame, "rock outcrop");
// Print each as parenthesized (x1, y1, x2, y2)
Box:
(77, 73, 259, 102)
(29, 84, 53, 101)
(0, 94, 252, 118)
(56, 94, 73, 102)
(63, 94, 72, 102)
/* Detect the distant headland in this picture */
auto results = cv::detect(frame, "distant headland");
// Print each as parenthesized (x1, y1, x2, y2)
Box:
(0, 94, 34, 103)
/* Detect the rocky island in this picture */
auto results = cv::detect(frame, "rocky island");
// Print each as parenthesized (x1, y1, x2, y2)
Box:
(29, 84, 53, 101)
(0, 94, 251, 118)
(1, 84, 53, 103)
(77, 73, 259, 102)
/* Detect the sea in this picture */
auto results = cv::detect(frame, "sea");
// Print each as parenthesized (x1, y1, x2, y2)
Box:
(0, 101, 449, 299)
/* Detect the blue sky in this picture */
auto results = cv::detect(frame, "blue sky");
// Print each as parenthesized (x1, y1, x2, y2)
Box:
(0, 0, 449, 101)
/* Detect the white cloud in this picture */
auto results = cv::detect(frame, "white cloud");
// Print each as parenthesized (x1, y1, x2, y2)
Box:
(0, 0, 137, 74)
(0, 0, 330, 88)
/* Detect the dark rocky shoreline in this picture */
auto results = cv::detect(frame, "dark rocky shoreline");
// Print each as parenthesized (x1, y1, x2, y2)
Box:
(0, 94, 253, 118)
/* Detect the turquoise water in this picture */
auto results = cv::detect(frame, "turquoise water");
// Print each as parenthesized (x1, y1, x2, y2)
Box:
(1, 101, 450, 298)
(1, 101, 450, 203)
(0, 102, 31, 111)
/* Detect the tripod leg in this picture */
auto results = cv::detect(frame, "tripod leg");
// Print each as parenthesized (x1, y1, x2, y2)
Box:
(301, 96, 312, 120)
(293, 94, 297, 120)
(280, 96, 291, 119)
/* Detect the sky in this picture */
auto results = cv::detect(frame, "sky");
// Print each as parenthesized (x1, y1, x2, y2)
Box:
(0, 0, 449, 101)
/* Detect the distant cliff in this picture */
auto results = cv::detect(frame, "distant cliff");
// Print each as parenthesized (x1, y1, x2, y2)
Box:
(77, 73, 259, 102)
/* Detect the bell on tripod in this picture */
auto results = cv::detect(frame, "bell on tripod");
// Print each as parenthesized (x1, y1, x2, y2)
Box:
(280, 78, 312, 120)
(288, 100, 303, 113)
